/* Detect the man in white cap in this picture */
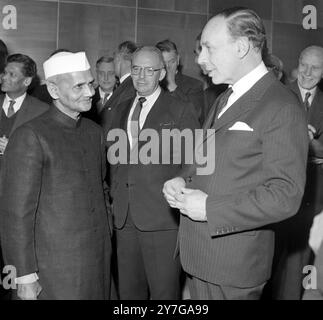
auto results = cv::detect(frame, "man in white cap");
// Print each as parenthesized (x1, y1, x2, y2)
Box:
(0, 51, 111, 299)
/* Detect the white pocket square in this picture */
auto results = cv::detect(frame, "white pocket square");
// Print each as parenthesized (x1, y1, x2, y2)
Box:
(228, 121, 254, 131)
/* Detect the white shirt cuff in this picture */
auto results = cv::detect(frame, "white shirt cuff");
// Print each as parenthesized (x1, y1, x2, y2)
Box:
(15, 273, 39, 284)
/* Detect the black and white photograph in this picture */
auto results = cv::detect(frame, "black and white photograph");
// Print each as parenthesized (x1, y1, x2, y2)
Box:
(0, 0, 322, 304)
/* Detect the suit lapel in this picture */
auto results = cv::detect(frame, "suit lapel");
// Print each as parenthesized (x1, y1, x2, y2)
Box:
(204, 72, 276, 143)
(10, 95, 30, 135)
(290, 81, 303, 102)
(0, 95, 4, 123)
(140, 91, 166, 132)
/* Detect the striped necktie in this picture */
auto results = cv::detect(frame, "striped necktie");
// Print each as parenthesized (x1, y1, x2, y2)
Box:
(7, 100, 16, 118)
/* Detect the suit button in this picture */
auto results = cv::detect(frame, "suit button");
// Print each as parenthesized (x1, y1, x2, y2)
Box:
(91, 208, 95, 213)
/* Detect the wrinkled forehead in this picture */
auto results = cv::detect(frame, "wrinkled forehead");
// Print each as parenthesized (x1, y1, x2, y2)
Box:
(97, 61, 115, 72)
(57, 69, 94, 86)
(132, 50, 162, 67)
(300, 49, 323, 66)
(5, 61, 25, 74)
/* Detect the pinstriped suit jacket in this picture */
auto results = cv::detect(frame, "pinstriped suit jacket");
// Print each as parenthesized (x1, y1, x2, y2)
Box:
(179, 72, 309, 287)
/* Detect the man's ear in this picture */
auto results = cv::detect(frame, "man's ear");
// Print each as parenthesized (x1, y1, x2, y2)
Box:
(23, 77, 32, 87)
(46, 80, 59, 99)
(159, 68, 166, 81)
(236, 36, 250, 59)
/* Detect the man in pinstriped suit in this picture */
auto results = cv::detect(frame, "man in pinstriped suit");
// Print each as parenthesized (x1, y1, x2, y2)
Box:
(163, 7, 309, 299)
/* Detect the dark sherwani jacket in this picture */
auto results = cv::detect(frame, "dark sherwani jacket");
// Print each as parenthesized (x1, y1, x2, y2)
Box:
(0, 106, 111, 300)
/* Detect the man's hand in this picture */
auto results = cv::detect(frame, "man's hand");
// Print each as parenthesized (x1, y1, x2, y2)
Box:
(174, 188, 208, 221)
(17, 281, 42, 300)
(308, 124, 317, 141)
(0, 136, 8, 154)
(309, 211, 323, 255)
(163, 177, 186, 207)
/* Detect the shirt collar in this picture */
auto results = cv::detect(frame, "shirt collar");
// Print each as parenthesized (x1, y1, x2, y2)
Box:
(119, 73, 131, 84)
(4, 92, 27, 113)
(136, 86, 161, 106)
(297, 82, 317, 102)
(231, 61, 268, 97)
(98, 87, 112, 100)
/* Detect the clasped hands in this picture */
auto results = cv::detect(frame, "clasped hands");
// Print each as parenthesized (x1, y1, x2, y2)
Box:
(162, 177, 208, 221)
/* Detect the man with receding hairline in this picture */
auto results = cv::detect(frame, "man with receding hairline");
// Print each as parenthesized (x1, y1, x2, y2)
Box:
(271, 45, 323, 300)
(163, 7, 308, 299)
(108, 46, 199, 300)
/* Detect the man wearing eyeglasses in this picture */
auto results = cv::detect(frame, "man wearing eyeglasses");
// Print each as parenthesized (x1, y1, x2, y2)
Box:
(107, 46, 199, 299)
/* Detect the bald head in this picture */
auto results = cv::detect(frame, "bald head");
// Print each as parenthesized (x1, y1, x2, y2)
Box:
(132, 46, 165, 68)
(131, 46, 166, 96)
(298, 46, 323, 90)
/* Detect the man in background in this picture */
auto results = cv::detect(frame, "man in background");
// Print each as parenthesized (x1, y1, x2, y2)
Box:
(83, 56, 116, 123)
(156, 39, 204, 124)
(101, 41, 137, 135)
(0, 53, 48, 300)
(271, 46, 323, 300)
(108, 46, 199, 299)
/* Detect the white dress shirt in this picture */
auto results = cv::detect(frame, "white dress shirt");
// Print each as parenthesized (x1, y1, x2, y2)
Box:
(2, 93, 27, 116)
(297, 82, 316, 107)
(127, 86, 161, 148)
(98, 87, 113, 102)
(218, 61, 269, 118)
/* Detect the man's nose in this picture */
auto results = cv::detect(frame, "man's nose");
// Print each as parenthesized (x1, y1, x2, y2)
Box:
(304, 66, 312, 76)
(84, 84, 95, 97)
(138, 68, 146, 79)
(197, 47, 206, 66)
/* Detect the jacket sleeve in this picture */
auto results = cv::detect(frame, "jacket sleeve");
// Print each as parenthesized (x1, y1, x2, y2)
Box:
(0, 125, 42, 277)
(205, 100, 309, 235)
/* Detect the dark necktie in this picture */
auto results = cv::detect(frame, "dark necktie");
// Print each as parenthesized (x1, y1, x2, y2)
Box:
(304, 91, 311, 112)
(130, 97, 146, 148)
(211, 87, 233, 127)
(7, 100, 16, 118)
(102, 92, 110, 106)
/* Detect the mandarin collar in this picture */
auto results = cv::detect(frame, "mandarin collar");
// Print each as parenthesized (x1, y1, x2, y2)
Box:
(50, 104, 81, 128)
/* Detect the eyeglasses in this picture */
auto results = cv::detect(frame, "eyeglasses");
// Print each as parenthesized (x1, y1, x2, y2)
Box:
(131, 66, 164, 77)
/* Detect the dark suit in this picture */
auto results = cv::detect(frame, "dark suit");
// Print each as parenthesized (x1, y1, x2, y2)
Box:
(162, 73, 204, 125)
(109, 89, 200, 299)
(202, 84, 228, 125)
(0, 106, 111, 299)
(0, 93, 48, 299)
(269, 83, 323, 300)
(101, 75, 135, 136)
(179, 72, 308, 299)
(0, 94, 49, 139)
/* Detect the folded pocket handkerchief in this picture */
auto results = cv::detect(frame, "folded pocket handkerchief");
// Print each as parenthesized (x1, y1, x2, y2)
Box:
(228, 121, 254, 131)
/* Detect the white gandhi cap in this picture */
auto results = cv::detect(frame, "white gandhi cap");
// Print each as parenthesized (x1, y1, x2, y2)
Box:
(43, 51, 91, 80)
